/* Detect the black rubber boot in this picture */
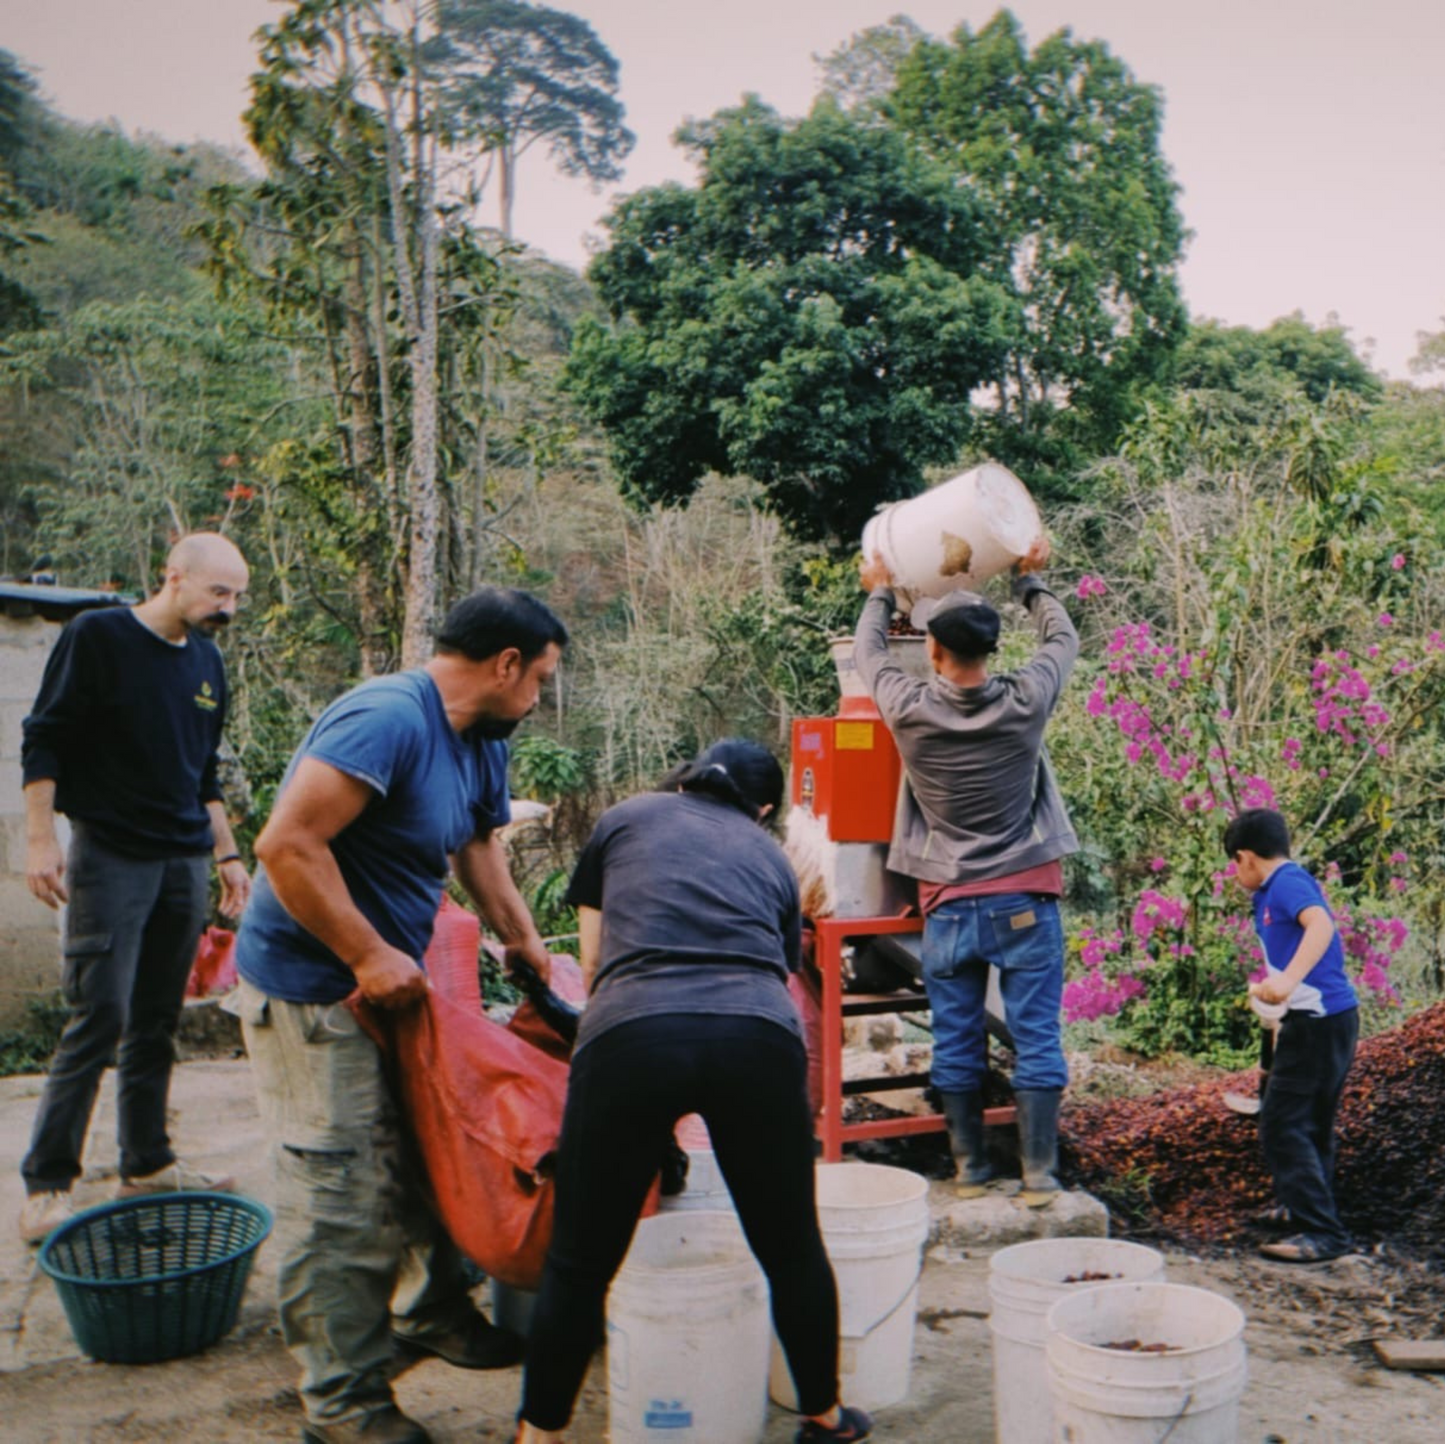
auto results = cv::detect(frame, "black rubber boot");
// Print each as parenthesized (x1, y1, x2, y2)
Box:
(1015, 1088, 1063, 1208)
(939, 1090, 995, 1199)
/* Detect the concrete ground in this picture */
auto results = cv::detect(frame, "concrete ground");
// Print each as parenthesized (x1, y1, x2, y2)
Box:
(2, 1053, 1442, 1443)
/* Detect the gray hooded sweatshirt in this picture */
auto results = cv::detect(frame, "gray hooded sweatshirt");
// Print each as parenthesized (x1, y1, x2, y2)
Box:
(854, 577, 1080, 886)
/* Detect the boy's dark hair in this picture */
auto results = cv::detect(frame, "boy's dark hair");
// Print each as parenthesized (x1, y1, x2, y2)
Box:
(675, 738, 784, 823)
(435, 586, 567, 664)
(1223, 808, 1292, 860)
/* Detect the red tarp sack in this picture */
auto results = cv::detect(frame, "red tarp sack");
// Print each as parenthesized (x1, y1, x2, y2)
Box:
(350, 988, 568, 1291)
(422, 897, 483, 1012)
(505, 954, 588, 1063)
(186, 926, 238, 999)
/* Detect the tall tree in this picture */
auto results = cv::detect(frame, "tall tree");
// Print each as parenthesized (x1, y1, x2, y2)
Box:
(814, 14, 925, 116)
(0, 50, 44, 336)
(431, 0, 634, 240)
(204, 0, 507, 670)
(891, 9, 1188, 484)
(566, 99, 1012, 547)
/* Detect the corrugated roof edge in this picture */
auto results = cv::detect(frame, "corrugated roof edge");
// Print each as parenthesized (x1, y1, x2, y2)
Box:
(0, 582, 136, 623)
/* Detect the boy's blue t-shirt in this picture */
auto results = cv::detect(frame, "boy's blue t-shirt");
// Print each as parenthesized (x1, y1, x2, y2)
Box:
(236, 671, 511, 1003)
(1253, 860, 1357, 1017)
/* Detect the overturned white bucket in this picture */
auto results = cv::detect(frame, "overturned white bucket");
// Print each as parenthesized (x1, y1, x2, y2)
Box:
(1046, 1281, 1247, 1444)
(861, 462, 1042, 604)
(607, 1210, 770, 1444)
(658, 1149, 736, 1215)
(769, 1162, 930, 1414)
(988, 1238, 1166, 1444)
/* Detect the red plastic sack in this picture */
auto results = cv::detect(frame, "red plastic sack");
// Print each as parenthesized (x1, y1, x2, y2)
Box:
(186, 926, 238, 999)
(422, 898, 483, 1012)
(351, 988, 568, 1290)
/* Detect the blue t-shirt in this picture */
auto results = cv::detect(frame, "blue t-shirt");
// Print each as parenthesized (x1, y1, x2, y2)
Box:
(1253, 861, 1357, 1017)
(236, 671, 511, 1003)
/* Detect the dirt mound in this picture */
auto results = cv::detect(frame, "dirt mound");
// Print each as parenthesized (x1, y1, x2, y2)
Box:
(1061, 1002, 1445, 1259)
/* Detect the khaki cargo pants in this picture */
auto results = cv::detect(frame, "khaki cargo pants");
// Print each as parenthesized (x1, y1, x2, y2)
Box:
(231, 979, 476, 1424)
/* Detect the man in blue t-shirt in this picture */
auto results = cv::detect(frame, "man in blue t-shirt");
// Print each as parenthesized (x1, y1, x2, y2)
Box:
(1225, 807, 1359, 1265)
(233, 587, 566, 1444)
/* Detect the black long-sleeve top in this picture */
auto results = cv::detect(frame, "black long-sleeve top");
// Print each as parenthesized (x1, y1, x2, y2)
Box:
(21, 606, 227, 858)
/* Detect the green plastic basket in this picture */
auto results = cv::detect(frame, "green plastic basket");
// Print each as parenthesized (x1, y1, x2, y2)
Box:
(38, 1191, 273, 1364)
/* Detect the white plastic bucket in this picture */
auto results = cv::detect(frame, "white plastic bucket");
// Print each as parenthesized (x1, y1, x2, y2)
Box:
(1045, 1282, 1247, 1444)
(607, 1210, 770, 1444)
(658, 1149, 736, 1215)
(769, 1162, 930, 1413)
(988, 1238, 1166, 1444)
(861, 462, 1042, 603)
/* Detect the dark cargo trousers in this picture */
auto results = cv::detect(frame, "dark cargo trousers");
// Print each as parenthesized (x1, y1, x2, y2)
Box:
(21, 824, 209, 1193)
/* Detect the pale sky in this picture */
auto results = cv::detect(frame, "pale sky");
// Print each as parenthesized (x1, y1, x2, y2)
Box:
(4, 0, 1443, 377)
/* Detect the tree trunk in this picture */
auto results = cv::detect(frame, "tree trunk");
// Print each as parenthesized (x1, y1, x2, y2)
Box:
(500, 143, 516, 241)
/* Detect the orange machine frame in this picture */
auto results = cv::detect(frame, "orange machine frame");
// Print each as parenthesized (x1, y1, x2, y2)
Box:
(804, 913, 1017, 1162)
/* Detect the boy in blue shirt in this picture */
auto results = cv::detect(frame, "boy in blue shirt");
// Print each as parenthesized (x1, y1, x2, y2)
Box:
(1224, 808, 1359, 1263)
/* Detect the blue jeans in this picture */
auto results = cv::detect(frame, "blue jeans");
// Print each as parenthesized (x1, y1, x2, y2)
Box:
(921, 893, 1068, 1093)
(22, 825, 208, 1192)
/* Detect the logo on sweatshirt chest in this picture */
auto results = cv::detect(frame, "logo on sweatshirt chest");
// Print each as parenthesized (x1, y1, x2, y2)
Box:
(193, 680, 218, 712)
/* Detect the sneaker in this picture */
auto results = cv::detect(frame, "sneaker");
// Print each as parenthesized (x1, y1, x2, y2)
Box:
(19, 1189, 73, 1245)
(115, 1160, 237, 1198)
(795, 1404, 873, 1442)
(1258, 1232, 1351, 1264)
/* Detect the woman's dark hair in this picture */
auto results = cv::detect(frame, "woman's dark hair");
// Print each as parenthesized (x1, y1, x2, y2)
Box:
(1222, 808, 1292, 860)
(675, 738, 784, 823)
(435, 586, 568, 663)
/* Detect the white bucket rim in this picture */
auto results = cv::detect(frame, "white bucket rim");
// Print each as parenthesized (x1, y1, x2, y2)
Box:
(1045, 1281, 1247, 1359)
(814, 1161, 930, 1210)
(613, 1209, 760, 1284)
(989, 1237, 1167, 1284)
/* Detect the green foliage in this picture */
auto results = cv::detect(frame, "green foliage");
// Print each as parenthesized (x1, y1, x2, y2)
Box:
(430, 0, 634, 238)
(528, 865, 578, 945)
(0, 990, 67, 1077)
(568, 97, 1012, 547)
(0, 294, 293, 588)
(510, 734, 589, 801)
(1049, 391, 1445, 1058)
(1175, 314, 1382, 416)
(705, 553, 866, 724)
(815, 15, 927, 115)
(890, 9, 1188, 487)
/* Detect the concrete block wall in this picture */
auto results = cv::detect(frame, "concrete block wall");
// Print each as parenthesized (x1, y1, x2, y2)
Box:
(0, 615, 64, 1027)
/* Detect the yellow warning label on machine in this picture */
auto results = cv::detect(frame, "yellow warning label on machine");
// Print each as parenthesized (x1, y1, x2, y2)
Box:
(834, 722, 875, 750)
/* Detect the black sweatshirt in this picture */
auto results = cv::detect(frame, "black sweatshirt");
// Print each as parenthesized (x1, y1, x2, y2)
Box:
(21, 606, 227, 858)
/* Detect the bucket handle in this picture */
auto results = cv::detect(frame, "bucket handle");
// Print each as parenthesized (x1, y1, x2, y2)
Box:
(841, 1265, 921, 1345)
(1156, 1391, 1193, 1443)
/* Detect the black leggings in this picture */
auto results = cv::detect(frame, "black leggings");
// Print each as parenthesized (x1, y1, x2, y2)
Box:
(519, 1013, 839, 1430)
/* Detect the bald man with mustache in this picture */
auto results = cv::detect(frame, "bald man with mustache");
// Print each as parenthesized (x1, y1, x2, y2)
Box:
(18, 532, 251, 1243)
